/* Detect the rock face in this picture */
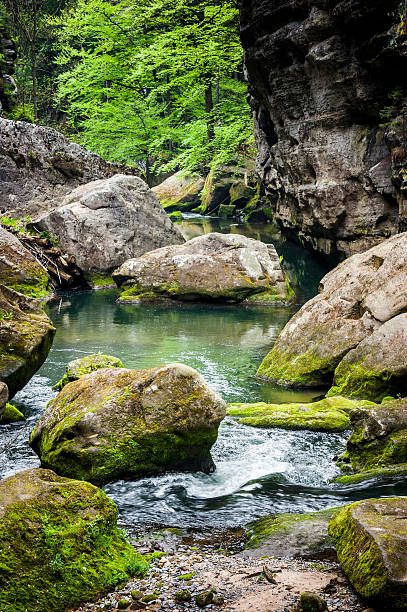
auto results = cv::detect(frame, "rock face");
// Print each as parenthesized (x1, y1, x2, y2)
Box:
(0, 226, 50, 298)
(35, 174, 184, 275)
(30, 363, 226, 485)
(53, 353, 124, 390)
(335, 398, 407, 484)
(227, 396, 374, 432)
(0, 118, 137, 218)
(153, 171, 205, 212)
(245, 508, 337, 559)
(239, 0, 407, 259)
(0, 285, 55, 398)
(329, 498, 407, 608)
(0, 468, 147, 612)
(257, 232, 407, 393)
(113, 232, 293, 304)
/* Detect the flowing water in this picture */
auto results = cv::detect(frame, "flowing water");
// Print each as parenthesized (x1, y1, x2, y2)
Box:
(1, 217, 405, 532)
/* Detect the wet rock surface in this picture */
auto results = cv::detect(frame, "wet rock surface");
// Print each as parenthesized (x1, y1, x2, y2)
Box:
(114, 232, 293, 305)
(239, 0, 406, 259)
(30, 363, 226, 485)
(257, 232, 407, 392)
(329, 497, 407, 608)
(35, 174, 184, 275)
(0, 284, 55, 398)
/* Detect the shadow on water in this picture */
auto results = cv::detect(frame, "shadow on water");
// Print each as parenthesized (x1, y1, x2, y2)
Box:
(3, 219, 406, 529)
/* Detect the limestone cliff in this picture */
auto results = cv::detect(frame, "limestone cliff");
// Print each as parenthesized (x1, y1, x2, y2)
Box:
(240, 0, 407, 260)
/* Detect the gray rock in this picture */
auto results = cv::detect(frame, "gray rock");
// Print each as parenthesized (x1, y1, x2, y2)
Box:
(240, 0, 404, 259)
(113, 232, 293, 304)
(30, 363, 226, 485)
(0, 381, 8, 416)
(257, 232, 407, 390)
(0, 118, 136, 218)
(153, 171, 205, 212)
(35, 174, 184, 275)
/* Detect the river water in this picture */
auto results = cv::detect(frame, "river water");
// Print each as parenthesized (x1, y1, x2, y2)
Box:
(1, 217, 404, 531)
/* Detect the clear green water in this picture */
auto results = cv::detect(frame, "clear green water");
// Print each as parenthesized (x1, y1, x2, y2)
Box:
(2, 218, 404, 530)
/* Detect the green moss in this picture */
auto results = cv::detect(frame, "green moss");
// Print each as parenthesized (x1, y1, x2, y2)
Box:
(257, 348, 337, 387)
(7, 281, 49, 299)
(328, 359, 399, 402)
(168, 211, 183, 220)
(0, 471, 149, 612)
(53, 354, 124, 390)
(87, 274, 115, 288)
(0, 403, 25, 424)
(178, 572, 195, 580)
(328, 503, 387, 598)
(333, 463, 407, 485)
(227, 396, 358, 431)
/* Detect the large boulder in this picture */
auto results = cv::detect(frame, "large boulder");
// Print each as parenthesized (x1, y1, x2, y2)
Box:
(113, 232, 294, 304)
(30, 363, 226, 485)
(335, 398, 407, 484)
(329, 314, 407, 401)
(240, 0, 405, 260)
(152, 171, 205, 212)
(257, 232, 407, 390)
(34, 174, 184, 276)
(0, 285, 55, 398)
(0, 226, 50, 298)
(53, 353, 124, 390)
(329, 498, 407, 608)
(0, 468, 148, 612)
(0, 118, 136, 219)
(227, 396, 375, 432)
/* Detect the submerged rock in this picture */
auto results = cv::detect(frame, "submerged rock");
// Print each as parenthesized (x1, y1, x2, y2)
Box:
(328, 313, 407, 401)
(30, 363, 226, 485)
(153, 171, 205, 212)
(257, 232, 407, 391)
(335, 397, 407, 485)
(0, 468, 148, 612)
(227, 396, 374, 432)
(35, 174, 184, 276)
(53, 353, 124, 390)
(329, 498, 407, 608)
(245, 508, 338, 559)
(0, 227, 50, 298)
(113, 232, 294, 304)
(0, 285, 55, 398)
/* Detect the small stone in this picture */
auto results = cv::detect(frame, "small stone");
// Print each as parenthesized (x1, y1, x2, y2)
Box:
(174, 590, 192, 603)
(212, 595, 225, 605)
(131, 591, 142, 600)
(117, 600, 130, 609)
(300, 591, 328, 612)
(195, 591, 213, 607)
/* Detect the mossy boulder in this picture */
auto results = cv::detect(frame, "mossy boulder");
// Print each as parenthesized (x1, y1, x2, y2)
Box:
(0, 284, 55, 398)
(328, 498, 407, 608)
(227, 396, 373, 431)
(53, 353, 124, 390)
(113, 233, 294, 305)
(335, 397, 407, 483)
(245, 508, 339, 558)
(257, 232, 407, 388)
(0, 226, 50, 298)
(328, 313, 407, 401)
(152, 171, 205, 212)
(0, 403, 25, 424)
(0, 468, 148, 612)
(30, 363, 226, 485)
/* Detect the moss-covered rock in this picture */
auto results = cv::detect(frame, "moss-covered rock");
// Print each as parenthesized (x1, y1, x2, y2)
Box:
(0, 284, 55, 398)
(152, 171, 205, 212)
(114, 233, 294, 305)
(328, 313, 407, 401)
(30, 363, 226, 486)
(328, 498, 407, 608)
(53, 353, 124, 390)
(335, 398, 407, 482)
(245, 508, 339, 558)
(0, 403, 25, 424)
(0, 468, 148, 612)
(256, 233, 407, 388)
(227, 396, 370, 431)
(0, 226, 50, 298)
(168, 210, 183, 221)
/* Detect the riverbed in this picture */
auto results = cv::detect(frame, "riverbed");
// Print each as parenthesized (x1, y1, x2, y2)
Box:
(1, 217, 405, 533)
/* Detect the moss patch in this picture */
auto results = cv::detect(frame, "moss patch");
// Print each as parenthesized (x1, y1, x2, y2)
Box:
(328, 359, 402, 403)
(0, 403, 25, 424)
(53, 354, 124, 390)
(0, 468, 149, 612)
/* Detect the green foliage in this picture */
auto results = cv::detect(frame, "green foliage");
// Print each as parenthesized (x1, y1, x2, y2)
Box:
(6, 103, 35, 123)
(54, 0, 253, 177)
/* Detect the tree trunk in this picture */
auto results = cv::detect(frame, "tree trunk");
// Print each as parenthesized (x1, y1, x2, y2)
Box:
(205, 77, 214, 142)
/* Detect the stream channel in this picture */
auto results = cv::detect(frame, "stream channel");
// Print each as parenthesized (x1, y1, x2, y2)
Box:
(2, 217, 406, 534)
